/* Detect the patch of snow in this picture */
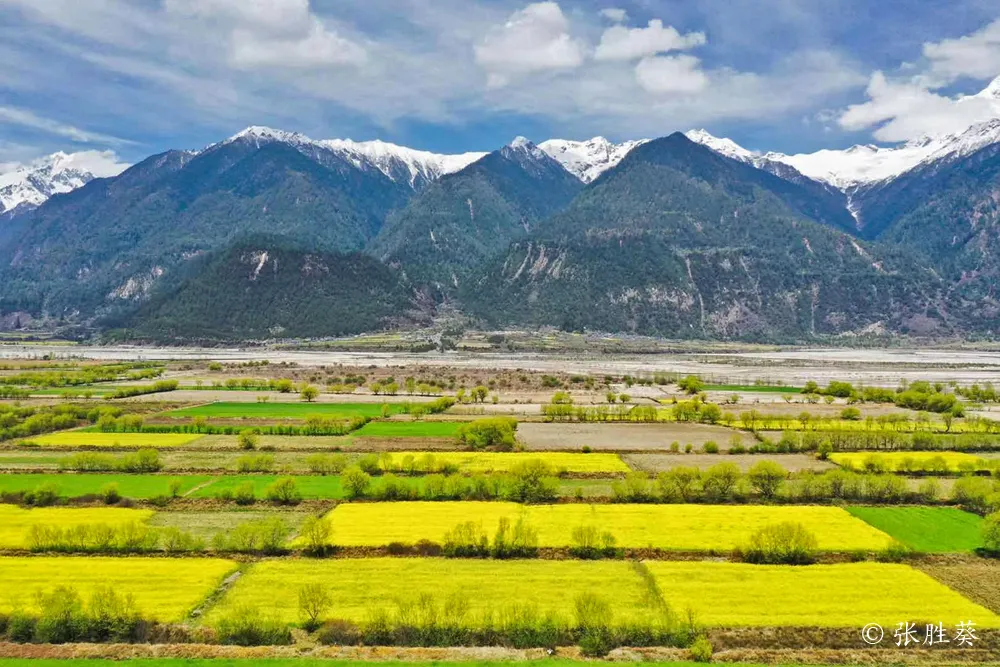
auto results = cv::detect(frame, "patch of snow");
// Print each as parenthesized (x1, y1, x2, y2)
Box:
(539, 136, 647, 183)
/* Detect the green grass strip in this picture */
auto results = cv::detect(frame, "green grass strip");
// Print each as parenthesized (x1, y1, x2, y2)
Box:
(846, 506, 984, 553)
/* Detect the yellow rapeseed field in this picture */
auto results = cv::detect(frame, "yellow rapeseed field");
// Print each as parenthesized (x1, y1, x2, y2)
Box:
(830, 451, 992, 473)
(325, 502, 893, 551)
(379, 451, 629, 473)
(0, 504, 154, 548)
(208, 559, 999, 629)
(26, 432, 202, 448)
(0, 556, 237, 622)
(27, 432, 202, 448)
(207, 558, 652, 625)
(644, 561, 1000, 627)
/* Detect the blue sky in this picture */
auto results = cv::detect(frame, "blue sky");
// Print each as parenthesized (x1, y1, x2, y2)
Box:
(2, 0, 1000, 167)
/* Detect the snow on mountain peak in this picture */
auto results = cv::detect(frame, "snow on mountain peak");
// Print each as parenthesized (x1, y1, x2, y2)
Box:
(771, 117, 1000, 188)
(684, 129, 756, 162)
(0, 150, 130, 216)
(539, 136, 648, 182)
(220, 126, 485, 187)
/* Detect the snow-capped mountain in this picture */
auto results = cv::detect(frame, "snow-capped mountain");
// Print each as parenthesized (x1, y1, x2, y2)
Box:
(220, 126, 485, 189)
(0, 151, 129, 216)
(687, 77, 1000, 190)
(539, 136, 647, 183)
(772, 119, 1000, 189)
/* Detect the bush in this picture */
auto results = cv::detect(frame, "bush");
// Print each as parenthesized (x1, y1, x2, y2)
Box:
(505, 459, 558, 503)
(442, 521, 489, 557)
(690, 635, 713, 662)
(233, 482, 256, 505)
(33, 586, 86, 643)
(215, 604, 292, 645)
(99, 483, 120, 505)
(306, 453, 347, 475)
(214, 518, 289, 554)
(6, 612, 35, 642)
(456, 417, 518, 451)
(569, 525, 618, 559)
(739, 522, 817, 565)
(300, 515, 333, 556)
(342, 466, 371, 499)
(840, 407, 862, 421)
(26, 482, 61, 506)
(357, 454, 380, 475)
(658, 466, 701, 502)
(236, 454, 274, 473)
(702, 463, 740, 502)
(702, 441, 719, 454)
(238, 430, 259, 450)
(265, 477, 302, 505)
(747, 461, 786, 499)
(953, 476, 993, 513)
(983, 513, 1000, 553)
(491, 516, 539, 558)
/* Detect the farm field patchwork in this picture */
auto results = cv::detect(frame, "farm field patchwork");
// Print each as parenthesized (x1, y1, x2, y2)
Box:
(353, 420, 463, 437)
(0, 504, 153, 548)
(0, 474, 212, 499)
(0, 556, 237, 622)
(206, 558, 654, 625)
(24, 432, 203, 448)
(643, 561, 1000, 627)
(324, 502, 894, 551)
(379, 451, 630, 473)
(846, 506, 984, 552)
(159, 402, 409, 419)
(829, 451, 991, 472)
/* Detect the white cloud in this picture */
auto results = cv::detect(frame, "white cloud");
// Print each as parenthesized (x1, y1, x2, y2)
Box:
(474, 2, 585, 87)
(0, 0, 869, 150)
(230, 19, 367, 69)
(923, 18, 1000, 84)
(838, 71, 1000, 141)
(599, 8, 627, 23)
(634, 54, 709, 94)
(0, 106, 133, 146)
(165, 0, 366, 69)
(834, 18, 1000, 143)
(595, 20, 705, 62)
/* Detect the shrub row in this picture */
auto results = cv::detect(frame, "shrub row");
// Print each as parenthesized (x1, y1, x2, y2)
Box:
(611, 465, 986, 508)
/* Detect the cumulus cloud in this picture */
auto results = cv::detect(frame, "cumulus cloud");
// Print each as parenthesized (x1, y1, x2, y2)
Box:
(595, 19, 705, 61)
(474, 2, 585, 87)
(923, 18, 1000, 84)
(599, 8, 627, 23)
(838, 71, 1000, 141)
(634, 54, 709, 94)
(165, 0, 366, 69)
(835, 18, 1000, 143)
